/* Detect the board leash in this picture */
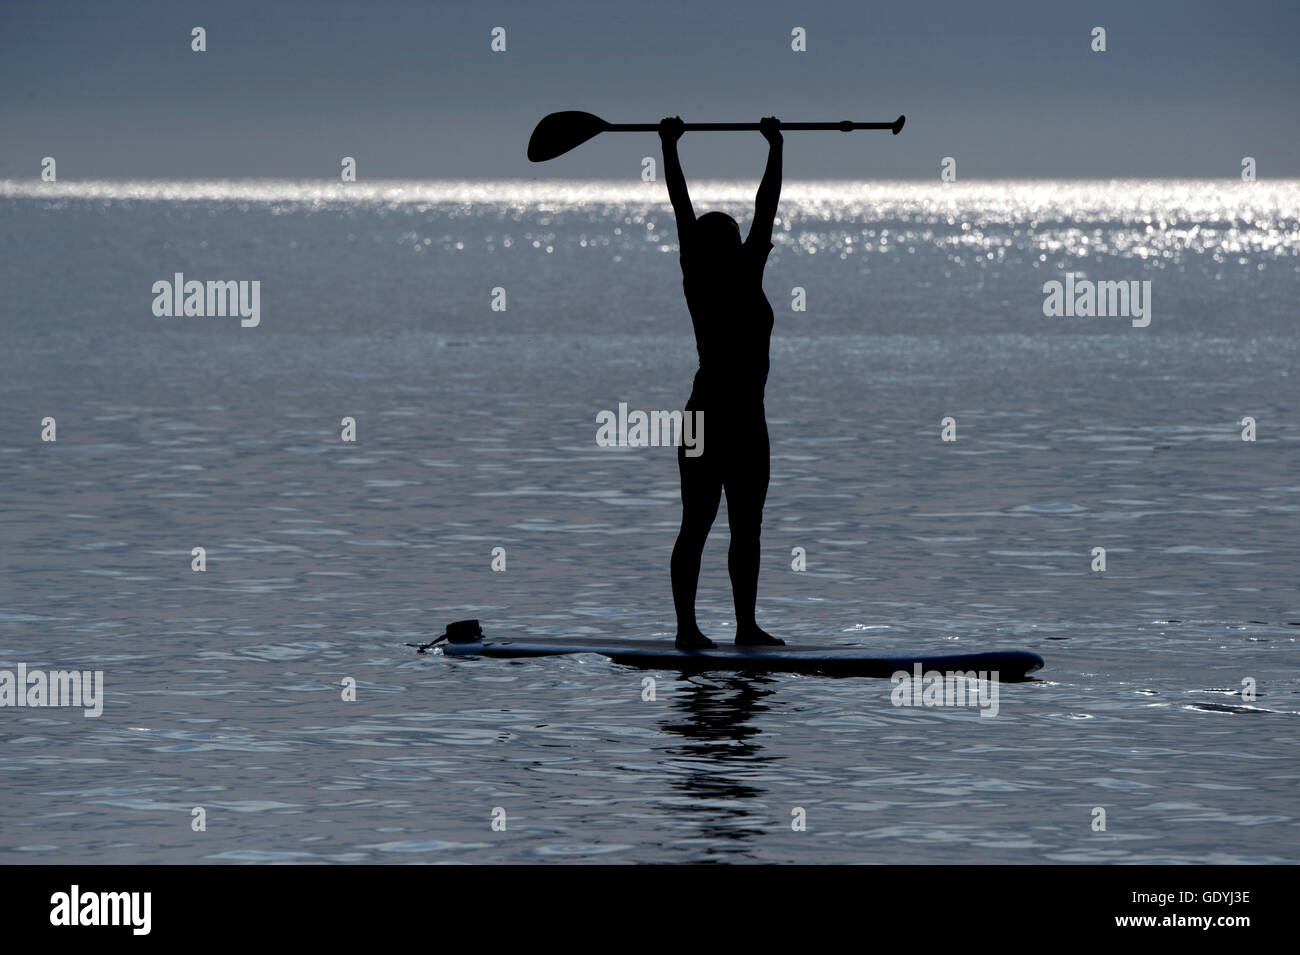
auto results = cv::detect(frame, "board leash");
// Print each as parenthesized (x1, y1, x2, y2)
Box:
(407, 619, 483, 654)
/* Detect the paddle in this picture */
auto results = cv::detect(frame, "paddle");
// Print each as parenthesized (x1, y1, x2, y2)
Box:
(527, 110, 906, 162)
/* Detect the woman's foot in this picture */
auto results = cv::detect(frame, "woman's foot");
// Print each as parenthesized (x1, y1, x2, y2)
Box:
(735, 625, 785, 646)
(675, 628, 717, 650)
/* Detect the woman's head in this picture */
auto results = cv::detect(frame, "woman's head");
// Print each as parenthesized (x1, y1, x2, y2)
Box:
(696, 211, 742, 260)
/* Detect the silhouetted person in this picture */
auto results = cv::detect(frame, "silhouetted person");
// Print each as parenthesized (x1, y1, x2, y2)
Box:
(661, 115, 785, 650)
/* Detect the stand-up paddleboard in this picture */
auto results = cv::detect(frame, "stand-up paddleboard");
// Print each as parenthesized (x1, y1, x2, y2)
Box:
(413, 621, 1044, 681)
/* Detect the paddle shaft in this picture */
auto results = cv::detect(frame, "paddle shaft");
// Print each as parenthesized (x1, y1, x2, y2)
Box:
(610, 120, 898, 132)
(526, 110, 905, 161)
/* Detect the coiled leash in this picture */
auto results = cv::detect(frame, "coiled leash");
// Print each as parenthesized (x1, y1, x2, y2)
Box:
(407, 618, 483, 654)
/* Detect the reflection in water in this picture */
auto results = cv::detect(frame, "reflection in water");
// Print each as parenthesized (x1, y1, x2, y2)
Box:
(659, 673, 781, 857)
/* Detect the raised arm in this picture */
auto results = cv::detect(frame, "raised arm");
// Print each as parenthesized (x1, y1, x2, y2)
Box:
(659, 116, 695, 233)
(750, 116, 783, 246)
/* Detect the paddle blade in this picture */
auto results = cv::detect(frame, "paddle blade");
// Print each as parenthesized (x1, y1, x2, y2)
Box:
(527, 110, 611, 162)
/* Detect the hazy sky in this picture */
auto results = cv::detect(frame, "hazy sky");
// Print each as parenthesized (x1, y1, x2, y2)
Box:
(2, 0, 1296, 180)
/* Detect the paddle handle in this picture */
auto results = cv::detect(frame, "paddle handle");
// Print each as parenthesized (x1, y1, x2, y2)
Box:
(611, 117, 905, 133)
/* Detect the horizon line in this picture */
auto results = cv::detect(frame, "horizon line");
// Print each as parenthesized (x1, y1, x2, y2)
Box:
(4, 176, 1293, 205)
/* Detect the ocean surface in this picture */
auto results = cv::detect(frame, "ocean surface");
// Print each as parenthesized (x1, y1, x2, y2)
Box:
(0, 178, 1297, 864)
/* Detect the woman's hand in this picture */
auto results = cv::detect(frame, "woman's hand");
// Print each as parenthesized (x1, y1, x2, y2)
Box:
(659, 116, 685, 145)
(760, 116, 782, 145)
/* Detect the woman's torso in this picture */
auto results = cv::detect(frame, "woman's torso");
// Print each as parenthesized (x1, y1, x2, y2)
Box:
(680, 232, 775, 407)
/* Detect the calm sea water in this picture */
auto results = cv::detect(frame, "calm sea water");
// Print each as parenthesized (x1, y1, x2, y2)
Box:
(0, 179, 1297, 864)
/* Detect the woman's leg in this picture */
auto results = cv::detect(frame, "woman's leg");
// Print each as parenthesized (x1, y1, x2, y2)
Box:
(725, 417, 782, 644)
(672, 435, 722, 649)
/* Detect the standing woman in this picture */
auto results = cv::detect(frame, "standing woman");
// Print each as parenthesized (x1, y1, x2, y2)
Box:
(660, 115, 785, 649)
